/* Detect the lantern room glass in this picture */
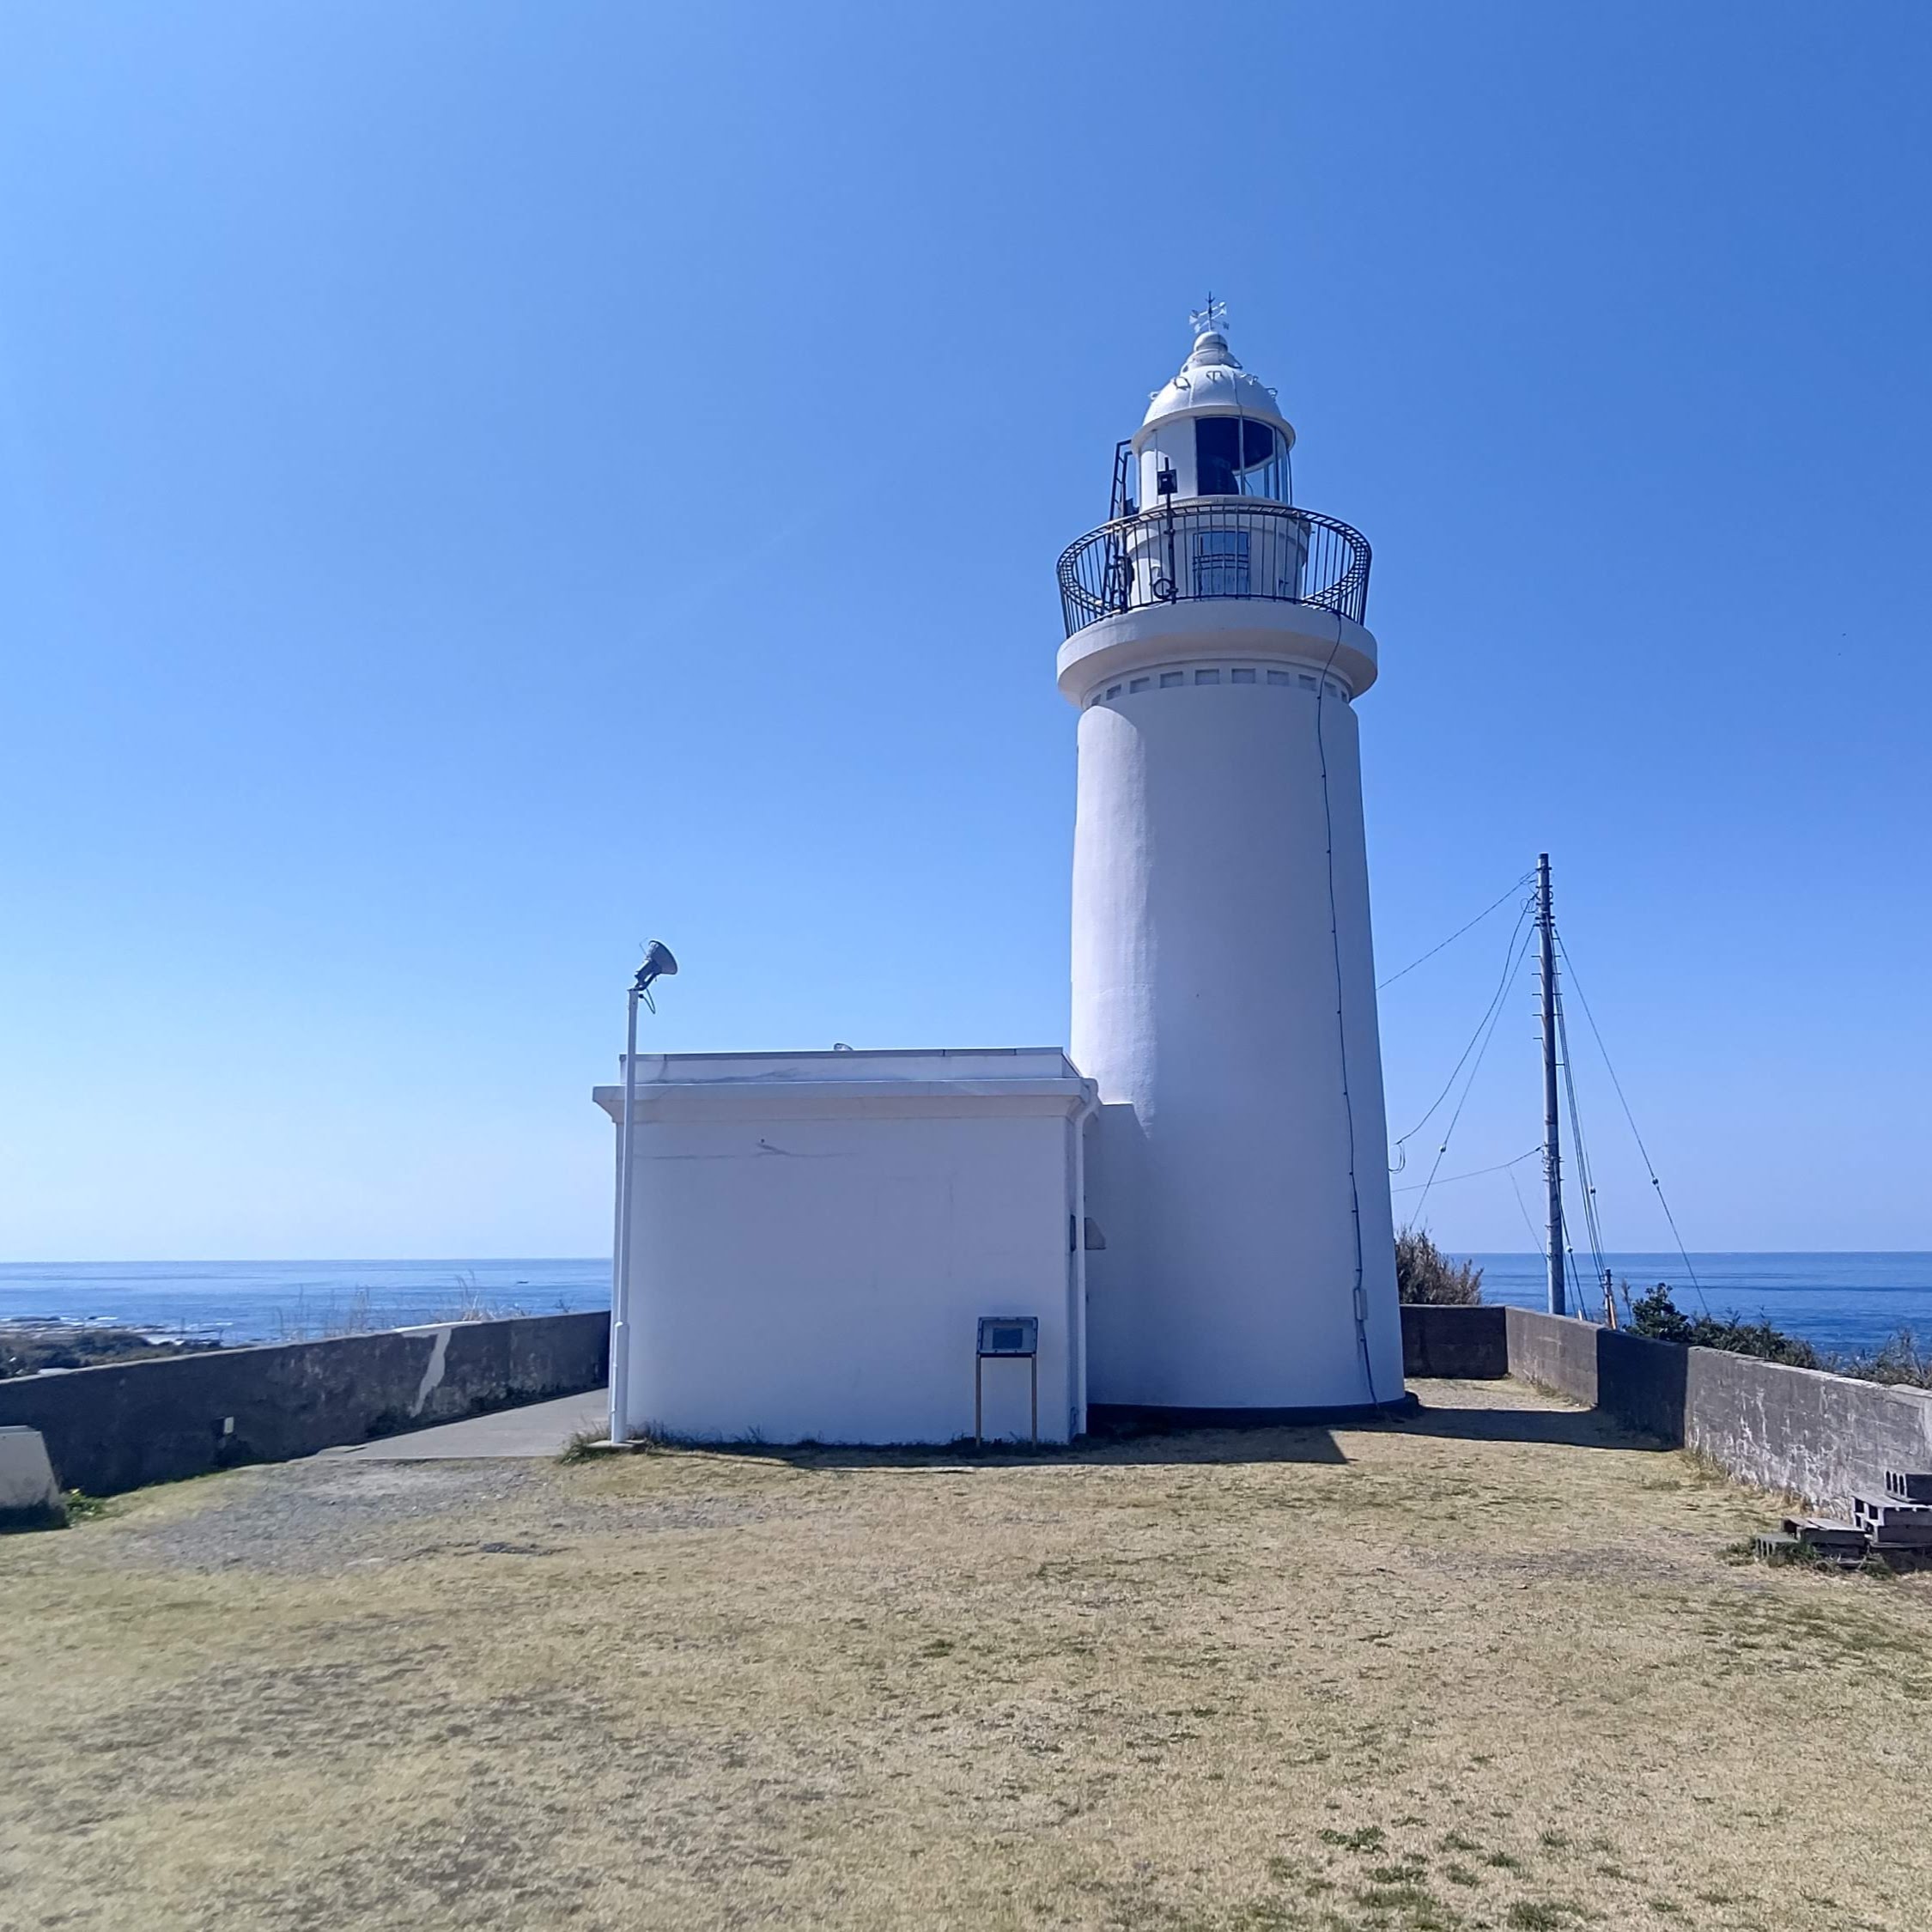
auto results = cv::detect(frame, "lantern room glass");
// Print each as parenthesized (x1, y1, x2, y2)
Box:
(1194, 417, 1289, 501)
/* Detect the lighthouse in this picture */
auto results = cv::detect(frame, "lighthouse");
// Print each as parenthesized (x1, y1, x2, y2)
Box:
(1058, 306, 1406, 1419)
(597, 307, 1406, 1448)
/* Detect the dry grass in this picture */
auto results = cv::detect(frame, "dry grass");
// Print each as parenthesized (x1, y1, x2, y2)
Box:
(3, 1377, 1929, 1931)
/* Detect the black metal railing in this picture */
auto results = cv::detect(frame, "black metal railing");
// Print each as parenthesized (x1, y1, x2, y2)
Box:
(1057, 500, 1371, 640)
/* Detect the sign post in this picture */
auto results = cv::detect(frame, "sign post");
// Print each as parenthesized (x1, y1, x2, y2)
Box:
(975, 1316, 1040, 1446)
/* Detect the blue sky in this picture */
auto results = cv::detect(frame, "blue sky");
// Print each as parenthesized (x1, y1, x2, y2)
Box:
(3, 3, 1929, 1260)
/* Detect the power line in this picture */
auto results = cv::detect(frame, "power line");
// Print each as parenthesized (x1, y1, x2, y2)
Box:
(1392, 900, 1534, 1158)
(1558, 1205, 1583, 1313)
(1390, 1146, 1540, 1194)
(1404, 917, 1536, 1230)
(1507, 1164, 1545, 1252)
(1378, 874, 1536, 992)
(1554, 990, 1607, 1285)
(1553, 931, 1711, 1316)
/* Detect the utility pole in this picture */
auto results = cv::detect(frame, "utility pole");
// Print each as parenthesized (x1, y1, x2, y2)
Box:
(1537, 854, 1565, 1316)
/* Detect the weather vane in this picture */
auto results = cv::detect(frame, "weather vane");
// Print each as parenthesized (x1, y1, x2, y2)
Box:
(1188, 293, 1229, 339)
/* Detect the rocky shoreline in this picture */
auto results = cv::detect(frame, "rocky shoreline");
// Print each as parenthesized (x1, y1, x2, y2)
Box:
(0, 1321, 226, 1380)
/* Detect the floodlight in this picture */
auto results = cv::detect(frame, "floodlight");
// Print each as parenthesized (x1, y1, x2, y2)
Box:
(635, 939, 679, 993)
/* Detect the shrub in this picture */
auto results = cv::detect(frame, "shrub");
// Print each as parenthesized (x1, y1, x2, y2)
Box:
(1625, 1284, 1819, 1367)
(1826, 1328, 1932, 1390)
(1395, 1230, 1484, 1305)
(1626, 1288, 1932, 1391)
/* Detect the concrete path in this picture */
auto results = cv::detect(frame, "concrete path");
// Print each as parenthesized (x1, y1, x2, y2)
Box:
(326, 1388, 608, 1461)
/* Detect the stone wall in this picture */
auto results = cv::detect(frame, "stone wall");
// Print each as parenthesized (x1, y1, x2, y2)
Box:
(0, 1311, 608, 1497)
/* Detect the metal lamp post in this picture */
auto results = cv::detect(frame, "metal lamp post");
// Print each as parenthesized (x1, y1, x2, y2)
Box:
(609, 941, 677, 1445)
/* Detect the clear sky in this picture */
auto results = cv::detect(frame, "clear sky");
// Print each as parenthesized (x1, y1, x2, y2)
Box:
(3, 3, 1929, 1261)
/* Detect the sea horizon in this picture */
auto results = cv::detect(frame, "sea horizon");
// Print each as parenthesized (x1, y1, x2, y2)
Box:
(3, 1250, 1930, 1355)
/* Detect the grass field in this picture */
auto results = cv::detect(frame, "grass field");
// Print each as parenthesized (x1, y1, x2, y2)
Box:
(3, 1377, 1928, 1931)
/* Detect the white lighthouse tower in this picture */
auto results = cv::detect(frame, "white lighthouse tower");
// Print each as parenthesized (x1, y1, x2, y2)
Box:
(1058, 307, 1406, 1420)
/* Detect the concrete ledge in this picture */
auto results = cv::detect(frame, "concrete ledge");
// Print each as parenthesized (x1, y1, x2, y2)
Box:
(1055, 597, 1381, 702)
(0, 1311, 610, 1498)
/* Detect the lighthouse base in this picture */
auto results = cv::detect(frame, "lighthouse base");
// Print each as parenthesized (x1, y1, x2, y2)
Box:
(1086, 1394, 1420, 1437)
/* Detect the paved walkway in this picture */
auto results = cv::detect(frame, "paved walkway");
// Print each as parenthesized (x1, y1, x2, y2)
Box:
(327, 1388, 608, 1461)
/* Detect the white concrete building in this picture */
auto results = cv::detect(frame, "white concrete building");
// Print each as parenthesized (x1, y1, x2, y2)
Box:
(594, 1050, 1096, 1444)
(599, 312, 1405, 1443)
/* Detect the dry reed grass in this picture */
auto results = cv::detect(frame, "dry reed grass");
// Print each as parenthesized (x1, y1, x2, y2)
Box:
(3, 1377, 1928, 1931)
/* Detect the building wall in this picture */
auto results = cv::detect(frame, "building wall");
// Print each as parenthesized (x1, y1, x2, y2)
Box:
(611, 1057, 1089, 1445)
(1072, 671, 1404, 1412)
(0, 1311, 609, 1497)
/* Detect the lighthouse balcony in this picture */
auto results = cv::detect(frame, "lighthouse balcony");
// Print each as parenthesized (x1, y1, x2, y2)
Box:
(1056, 499, 1371, 641)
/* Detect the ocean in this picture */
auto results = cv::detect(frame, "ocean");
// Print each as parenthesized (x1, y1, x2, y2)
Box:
(3, 1254, 1929, 1358)
(1469, 1252, 1932, 1357)
(0, 1258, 611, 1346)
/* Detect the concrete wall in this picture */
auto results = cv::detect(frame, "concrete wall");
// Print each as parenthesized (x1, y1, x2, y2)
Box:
(1503, 1309, 1692, 1443)
(1498, 1306, 1932, 1508)
(0, 1311, 608, 1498)
(1679, 1344, 1932, 1509)
(1400, 1303, 1508, 1380)
(1394, 1305, 1932, 1509)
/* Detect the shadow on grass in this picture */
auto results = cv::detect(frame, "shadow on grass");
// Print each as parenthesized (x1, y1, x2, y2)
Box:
(591, 1382, 1674, 1474)
(721, 1400, 1671, 1471)
(623, 1423, 1352, 1471)
(1391, 1400, 1673, 1453)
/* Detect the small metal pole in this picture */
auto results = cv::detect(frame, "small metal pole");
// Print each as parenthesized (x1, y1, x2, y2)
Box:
(1537, 854, 1566, 1316)
(974, 1358, 983, 1447)
(1030, 1355, 1038, 1446)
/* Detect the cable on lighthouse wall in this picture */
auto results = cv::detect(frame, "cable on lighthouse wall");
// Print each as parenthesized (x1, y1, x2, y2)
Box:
(1312, 612, 1381, 1406)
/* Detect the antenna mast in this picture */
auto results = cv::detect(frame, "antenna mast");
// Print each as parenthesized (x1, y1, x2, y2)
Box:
(1537, 854, 1566, 1315)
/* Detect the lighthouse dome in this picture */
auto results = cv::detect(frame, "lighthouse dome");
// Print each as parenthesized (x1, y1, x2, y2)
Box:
(1139, 329, 1296, 448)
(1130, 321, 1297, 505)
